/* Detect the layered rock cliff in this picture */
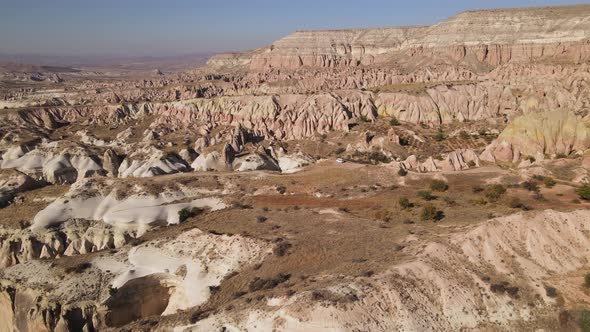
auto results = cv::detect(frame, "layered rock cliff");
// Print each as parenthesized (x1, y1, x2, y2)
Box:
(210, 5, 590, 71)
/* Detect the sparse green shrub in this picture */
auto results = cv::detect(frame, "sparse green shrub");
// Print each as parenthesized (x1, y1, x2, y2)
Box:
(421, 205, 444, 222)
(417, 190, 436, 201)
(585, 273, 590, 288)
(399, 197, 413, 209)
(508, 197, 525, 209)
(578, 310, 590, 332)
(430, 179, 449, 192)
(522, 180, 540, 192)
(459, 130, 470, 140)
(545, 286, 557, 298)
(484, 184, 506, 202)
(178, 206, 206, 222)
(389, 117, 401, 126)
(434, 127, 445, 142)
(576, 185, 590, 200)
(543, 177, 556, 188)
(398, 168, 408, 177)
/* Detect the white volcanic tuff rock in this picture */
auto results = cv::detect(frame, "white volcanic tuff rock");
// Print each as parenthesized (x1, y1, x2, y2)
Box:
(179, 148, 199, 164)
(397, 149, 480, 172)
(179, 209, 590, 331)
(0, 148, 103, 184)
(118, 149, 189, 178)
(94, 229, 270, 315)
(1, 144, 35, 161)
(0, 229, 268, 330)
(32, 193, 225, 230)
(0, 170, 39, 206)
(0, 221, 131, 268)
(233, 153, 280, 172)
(191, 151, 224, 172)
(278, 152, 316, 173)
(31, 179, 226, 230)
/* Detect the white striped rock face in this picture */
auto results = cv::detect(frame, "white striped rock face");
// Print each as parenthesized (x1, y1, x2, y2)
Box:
(213, 5, 590, 71)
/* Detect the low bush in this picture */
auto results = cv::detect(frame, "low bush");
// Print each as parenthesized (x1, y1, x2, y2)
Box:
(273, 241, 292, 256)
(430, 179, 449, 192)
(578, 310, 590, 332)
(585, 273, 590, 288)
(508, 197, 526, 210)
(249, 273, 291, 292)
(434, 127, 445, 142)
(178, 208, 191, 222)
(178, 207, 205, 222)
(389, 117, 401, 126)
(522, 180, 540, 192)
(576, 185, 590, 200)
(484, 184, 506, 202)
(417, 190, 436, 201)
(543, 177, 557, 188)
(459, 130, 470, 140)
(420, 204, 444, 222)
(398, 168, 408, 176)
(398, 197, 413, 209)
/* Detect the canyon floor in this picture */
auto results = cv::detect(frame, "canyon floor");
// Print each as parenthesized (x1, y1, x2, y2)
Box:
(2, 3, 590, 332)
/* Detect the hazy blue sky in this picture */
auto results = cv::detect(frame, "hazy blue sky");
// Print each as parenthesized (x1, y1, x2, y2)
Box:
(0, 0, 586, 56)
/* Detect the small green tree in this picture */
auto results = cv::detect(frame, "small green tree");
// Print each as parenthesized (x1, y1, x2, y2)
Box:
(178, 208, 191, 222)
(576, 185, 590, 200)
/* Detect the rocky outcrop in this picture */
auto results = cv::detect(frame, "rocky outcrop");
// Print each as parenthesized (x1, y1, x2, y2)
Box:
(0, 220, 131, 268)
(181, 209, 590, 331)
(481, 110, 590, 162)
(398, 149, 480, 173)
(0, 170, 41, 206)
(0, 283, 99, 332)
